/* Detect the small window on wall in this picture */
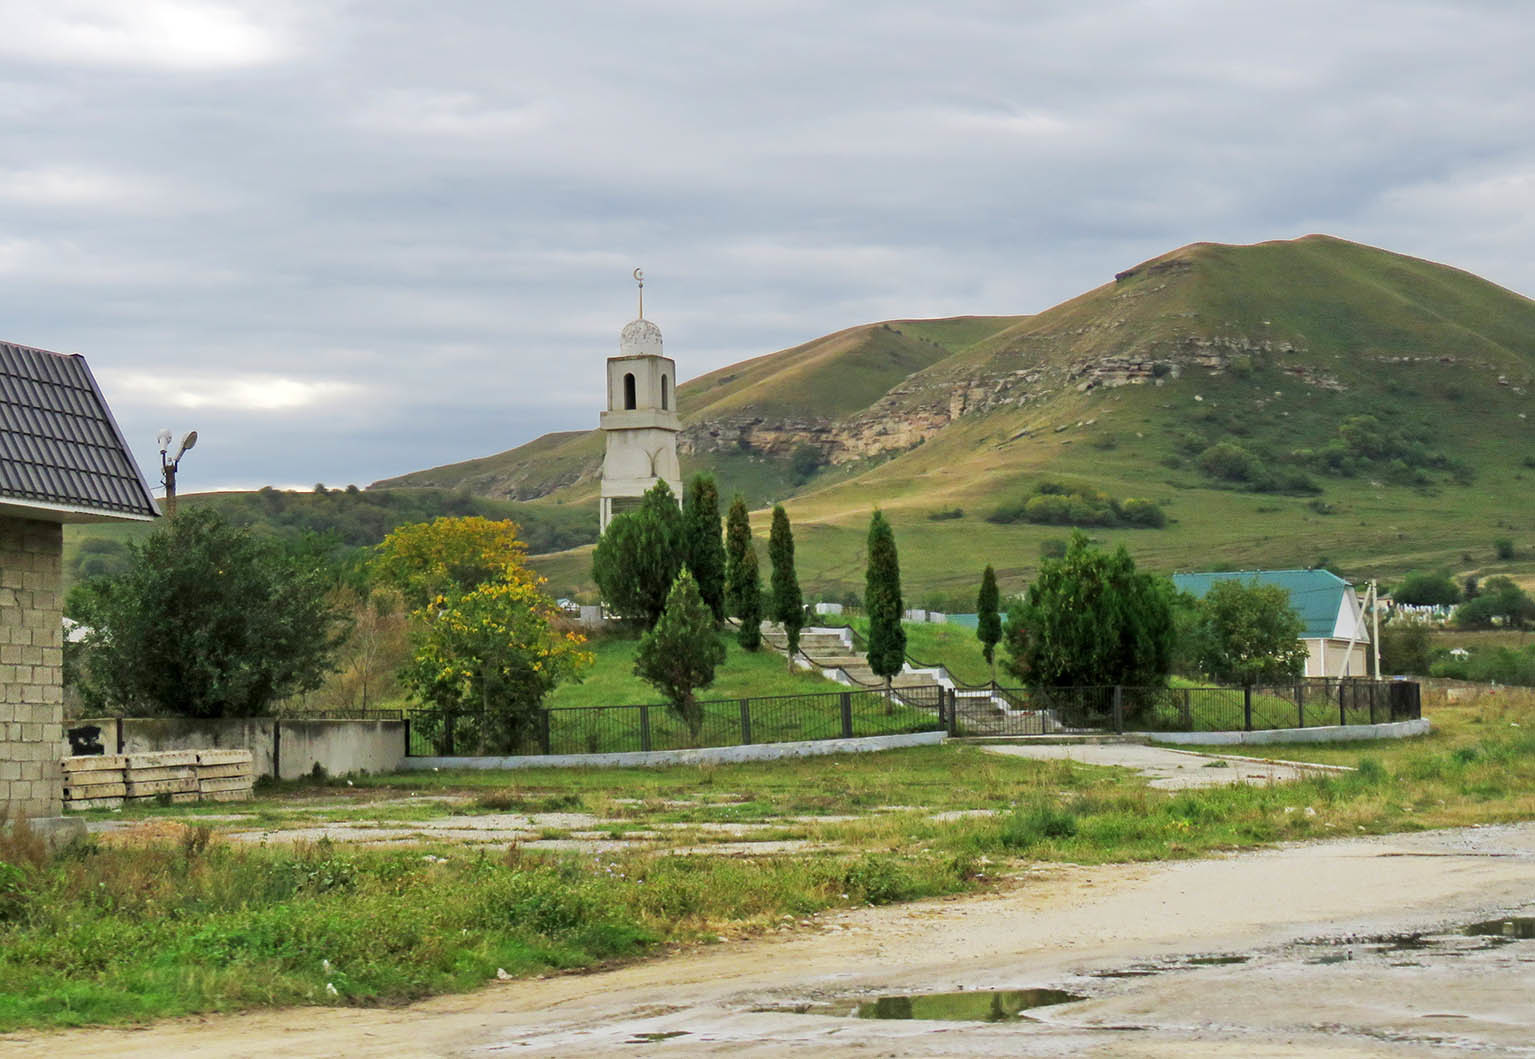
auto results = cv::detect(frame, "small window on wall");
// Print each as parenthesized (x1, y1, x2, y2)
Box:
(623, 373, 636, 410)
(661, 374, 669, 410)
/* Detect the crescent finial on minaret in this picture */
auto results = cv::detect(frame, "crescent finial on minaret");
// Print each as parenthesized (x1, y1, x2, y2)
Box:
(633, 267, 644, 319)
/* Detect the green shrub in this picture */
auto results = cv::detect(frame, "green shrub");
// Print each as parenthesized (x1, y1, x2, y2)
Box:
(841, 854, 916, 905)
(1000, 799, 1079, 848)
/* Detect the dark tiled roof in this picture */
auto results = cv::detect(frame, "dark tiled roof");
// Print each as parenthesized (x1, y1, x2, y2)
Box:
(0, 340, 158, 519)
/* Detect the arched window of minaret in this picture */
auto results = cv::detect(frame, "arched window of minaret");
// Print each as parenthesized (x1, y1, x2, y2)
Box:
(661, 374, 670, 410)
(623, 373, 637, 410)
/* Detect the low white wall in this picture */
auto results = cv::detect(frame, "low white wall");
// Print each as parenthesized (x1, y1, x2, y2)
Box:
(403, 730, 946, 771)
(65, 717, 405, 779)
(1142, 718, 1430, 746)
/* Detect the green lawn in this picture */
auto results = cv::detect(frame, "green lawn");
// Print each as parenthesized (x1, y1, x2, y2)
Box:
(534, 631, 939, 752)
(548, 632, 845, 709)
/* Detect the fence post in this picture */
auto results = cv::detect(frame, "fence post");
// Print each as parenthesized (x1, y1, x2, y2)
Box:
(1243, 686, 1253, 732)
(403, 715, 412, 757)
(839, 692, 854, 739)
(1339, 682, 1346, 727)
(1181, 689, 1192, 731)
(946, 687, 959, 737)
(1112, 686, 1124, 734)
(443, 711, 455, 757)
(639, 705, 652, 752)
(1368, 682, 1377, 725)
(538, 710, 551, 755)
(739, 698, 752, 745)
(1296, 683, 1305, 729)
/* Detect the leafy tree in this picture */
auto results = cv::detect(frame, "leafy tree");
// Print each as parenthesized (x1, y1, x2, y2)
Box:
(1392, 571, 1461, 607)
(634, 570, 726, 742)
(1379, 621, 1433, 675)
(590, 479, 685, 628)
(789, 443, 824, 483)
(1001, 532, 1173, 695)
(864, 510, 907, 690)
(67, 508, 346, 718)
(723, 494, 753, 619)
(768, 504, 804, 670)
(372, 516, 535, 609)
(1187, 580, 1309, 686)
(1494, 537, 1516, 560)
(1454, 576, 1535, 630)
(376, 517, 592, 752)
(682, 473, 727, 622)
(402, 578, 592, 751)
(976, 564, 1001, 682)
(736, 540, 763, 650)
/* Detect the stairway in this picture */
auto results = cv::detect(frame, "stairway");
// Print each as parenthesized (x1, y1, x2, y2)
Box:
(759, 625, 936, 690)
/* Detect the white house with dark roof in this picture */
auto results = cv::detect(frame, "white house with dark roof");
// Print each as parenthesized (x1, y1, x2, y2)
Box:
(0, 339, 157, 831)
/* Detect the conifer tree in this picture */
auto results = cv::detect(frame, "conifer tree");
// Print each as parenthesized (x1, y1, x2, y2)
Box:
(633, 570, 725, 743)
(977, 564, 1001, 683)
(723, 494, 752, 618)
(590, 479, 684, 628)
(736, 540, 763, 650)
(682, 473, 727, 622)
(864, 509, 907, 692)
(768, 504, 803, 670)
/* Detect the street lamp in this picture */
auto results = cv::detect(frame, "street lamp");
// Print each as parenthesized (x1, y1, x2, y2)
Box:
(158, 429, 197, 517)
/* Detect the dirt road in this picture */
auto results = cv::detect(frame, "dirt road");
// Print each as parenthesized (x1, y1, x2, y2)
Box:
(6, 823, 1534, 1057)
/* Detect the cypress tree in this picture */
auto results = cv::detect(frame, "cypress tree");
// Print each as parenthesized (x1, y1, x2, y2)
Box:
(590, 479, 684, 628)
(723, 494, 752, 619)
(977, 564, 1001, 683)
(768, 504, 803, 670)
(864, 509, 906, 691)
(682, 473, 727, 623)
(633, 570, 725, 743)
(736, 540, 763, 650)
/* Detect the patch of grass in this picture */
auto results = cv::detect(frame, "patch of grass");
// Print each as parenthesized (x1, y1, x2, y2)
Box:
(547, 632, 843, 709)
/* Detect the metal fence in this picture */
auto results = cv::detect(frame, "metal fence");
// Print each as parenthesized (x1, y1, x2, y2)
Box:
(405, 684, 948, 757)
(403, 679, 1421, 756)
(957, 679, 1421, 737)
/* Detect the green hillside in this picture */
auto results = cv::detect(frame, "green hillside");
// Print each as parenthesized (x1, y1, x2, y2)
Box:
(76, 236, 1534, 604)
(62, 487, 597, 588)
(509, 236, 1535, 601)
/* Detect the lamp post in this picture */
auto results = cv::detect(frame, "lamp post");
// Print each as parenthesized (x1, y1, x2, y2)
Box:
(157, 429, 198, 518)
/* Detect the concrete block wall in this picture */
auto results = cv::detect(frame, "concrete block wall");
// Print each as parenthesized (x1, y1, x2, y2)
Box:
(0, 517, 64, 820)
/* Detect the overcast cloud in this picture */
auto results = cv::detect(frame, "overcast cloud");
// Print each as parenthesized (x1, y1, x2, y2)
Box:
(1, 0, 1531, 493)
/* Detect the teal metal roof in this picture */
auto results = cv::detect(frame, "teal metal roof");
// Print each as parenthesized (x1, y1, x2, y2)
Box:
(1171, 569, 1350, 640)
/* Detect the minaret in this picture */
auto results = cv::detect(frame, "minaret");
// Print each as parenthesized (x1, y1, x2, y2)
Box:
(599, 269, 682, 532)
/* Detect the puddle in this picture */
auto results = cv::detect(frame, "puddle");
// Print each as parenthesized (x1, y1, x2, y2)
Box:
(856, 989, 1084, 1022)
(1092, 953, 1249, 978)
(1464, 917, 1535, 940)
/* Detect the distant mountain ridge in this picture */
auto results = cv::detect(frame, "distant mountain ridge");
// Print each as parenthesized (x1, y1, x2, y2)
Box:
(373, 234, 1533, 507)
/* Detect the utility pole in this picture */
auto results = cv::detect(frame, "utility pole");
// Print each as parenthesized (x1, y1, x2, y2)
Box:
(1371, 579, 1381, 679)
(158, 429, 198, 517)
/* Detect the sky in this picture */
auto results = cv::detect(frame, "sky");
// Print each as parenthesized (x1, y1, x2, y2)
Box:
(1, 1, 1531, 494)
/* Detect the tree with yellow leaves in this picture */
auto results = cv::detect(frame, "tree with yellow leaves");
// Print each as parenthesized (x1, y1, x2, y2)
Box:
(374, 517, 591, 752)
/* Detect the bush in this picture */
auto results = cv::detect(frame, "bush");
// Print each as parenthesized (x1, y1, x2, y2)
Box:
(67, 509, 347, 717)
(1494, 538, 1516, 560)
(1198, 442, 1267, 485)
(1000, 798, 1079, 849)
(1393, 571, 1461, 607)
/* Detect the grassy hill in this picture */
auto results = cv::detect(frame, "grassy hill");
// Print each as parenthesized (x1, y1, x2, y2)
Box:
(499, 236, 1535, 602)
(73, 236, 1534, 603)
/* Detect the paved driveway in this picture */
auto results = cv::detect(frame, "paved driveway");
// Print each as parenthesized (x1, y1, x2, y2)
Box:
(979, 742, 1343, 788)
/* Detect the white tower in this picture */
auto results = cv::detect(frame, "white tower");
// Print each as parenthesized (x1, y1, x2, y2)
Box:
(599, 269, 682, 532)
